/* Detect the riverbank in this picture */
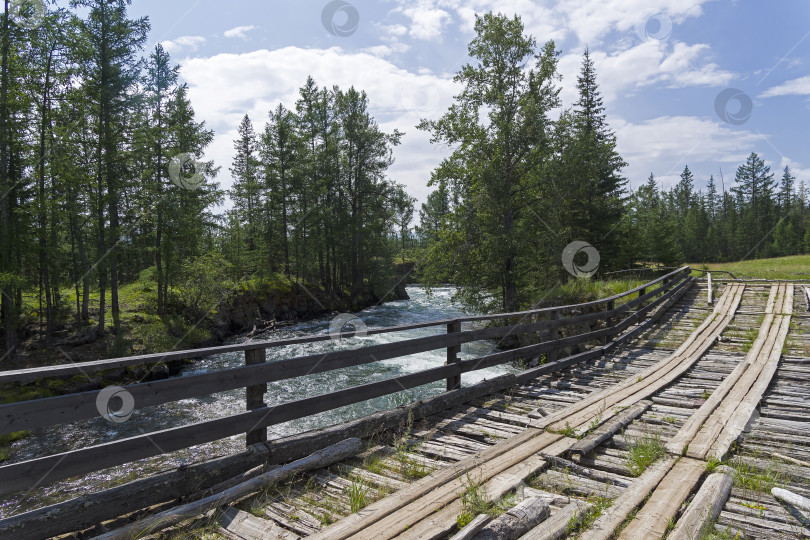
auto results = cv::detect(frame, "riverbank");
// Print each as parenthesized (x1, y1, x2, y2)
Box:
(0, 286, 515, 513)
(0, 271, 412, 461)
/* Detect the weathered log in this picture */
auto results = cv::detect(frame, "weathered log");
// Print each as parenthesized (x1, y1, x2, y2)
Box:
(774, 452, 810, 468)
(472, 497, 550, 540)
(518, 499, 588, 540)
(449, 515, 491, 540)
(219, 506, 300, 539)
(93, 438, 362, 540)
(772, 487, 810, 513)
(0, 374, 519, 540)
(568, 400, 651, 457)
(0, 443, 273, 540)
(541, 455, 630, 488)
(668, 468, 733, 540)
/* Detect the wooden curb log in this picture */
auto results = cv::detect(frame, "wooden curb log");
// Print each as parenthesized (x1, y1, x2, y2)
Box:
(472, 497, 550, 540)
(668, 466, 733, 540)
(92, 438, 362, 540)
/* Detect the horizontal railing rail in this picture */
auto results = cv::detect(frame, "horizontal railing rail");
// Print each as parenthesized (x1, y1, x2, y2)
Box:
(0, 267, 691, 495)
(0, 267, 690, 384)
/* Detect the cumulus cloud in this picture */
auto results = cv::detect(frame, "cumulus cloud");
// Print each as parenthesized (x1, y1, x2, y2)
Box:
(179, 47, 459, 202)
(159, 35, 206, 53)
(615, 115, 763, 190)
(395, 4, 452, 41)
(759, 75, 810, 98)
(223, 25, 257, 39)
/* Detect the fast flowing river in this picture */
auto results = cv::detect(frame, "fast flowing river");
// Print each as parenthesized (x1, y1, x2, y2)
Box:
(1, 286, 517, 517)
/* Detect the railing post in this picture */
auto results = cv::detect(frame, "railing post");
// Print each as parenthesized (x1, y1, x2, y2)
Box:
(707, 272, 713, 305)
(604, 299, 615, 344)
(446, 320, 461, 391)
(245, 348, 268, 446)
(547, 310, 558, 362)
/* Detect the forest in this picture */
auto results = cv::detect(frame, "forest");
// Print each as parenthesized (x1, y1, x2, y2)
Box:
(1, 3, 809, 362)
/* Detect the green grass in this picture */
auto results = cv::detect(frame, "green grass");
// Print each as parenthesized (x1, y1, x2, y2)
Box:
(531, 277, 648, 308)
(690, 254, 810, 280)
(567, 495, 613, 535)
(455, 474, 517, 529)
(625, 431, 666, 477)
(0, 431, 30, 462)
(348, 478, 368, 513)
(728, 455, 787, 494)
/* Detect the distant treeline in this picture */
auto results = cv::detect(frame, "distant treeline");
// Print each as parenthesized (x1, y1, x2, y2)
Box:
(632, 158, 810, 265)
(0, 1, 410, 360)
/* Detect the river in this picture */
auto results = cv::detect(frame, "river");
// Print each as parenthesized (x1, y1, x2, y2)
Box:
(0, 286, 517, 517)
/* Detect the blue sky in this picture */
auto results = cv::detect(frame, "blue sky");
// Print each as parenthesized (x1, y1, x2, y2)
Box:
(126, 0, 810, 211)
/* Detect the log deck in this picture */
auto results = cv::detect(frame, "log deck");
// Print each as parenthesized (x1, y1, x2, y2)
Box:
(1, 269, 810, 539)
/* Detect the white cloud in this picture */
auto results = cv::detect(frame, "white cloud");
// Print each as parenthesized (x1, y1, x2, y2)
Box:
(779, 156, 810, 182)
(555, 40, 733, 108)
(223, 25, 257, 39)
(615, 115, 762, 190)
(159, 36, 206, 53)
(179, 47, 460, 206)
(395, 4, 452, 41)
(759, 75, 810, 98)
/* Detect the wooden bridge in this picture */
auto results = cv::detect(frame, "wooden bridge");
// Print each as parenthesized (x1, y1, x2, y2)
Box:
(1, 267, 810, 539)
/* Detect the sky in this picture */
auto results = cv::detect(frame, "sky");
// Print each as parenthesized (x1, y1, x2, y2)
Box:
(125, 0, 810, 213)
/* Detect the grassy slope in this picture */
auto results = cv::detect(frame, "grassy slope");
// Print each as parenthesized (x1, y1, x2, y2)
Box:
(689, 254, 810, 280)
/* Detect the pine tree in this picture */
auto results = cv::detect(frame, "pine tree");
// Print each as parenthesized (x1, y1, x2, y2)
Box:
(75, 0, 149, 336)
(230, 114, 261, 271)
(569, 48, 629, 270)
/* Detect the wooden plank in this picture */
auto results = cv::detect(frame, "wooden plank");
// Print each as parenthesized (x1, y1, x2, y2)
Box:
(219, 507, 300, 540)
(94, 438, 361, 540)
(307, 431, 562, 540)
(449, 514, 491, 540)
(618, 457, 705, 539)
(569, 401, 651, 457)
(772, 487, 810, 513)
(704, 312, 792, 459)
(668, 469, 733, 540)
(542, 284, 744, 433)
(519, 499, 588, 540)
(580, 457, 676, 540)
(774, 453, 810, 468)
(547, 284, 739, 431)
(667, 308, 777, 456)
(0, 363, 463, 495)
(397, 439, 575, 540)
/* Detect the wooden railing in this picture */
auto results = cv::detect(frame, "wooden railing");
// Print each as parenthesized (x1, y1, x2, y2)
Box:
(0, 267, 691, 496)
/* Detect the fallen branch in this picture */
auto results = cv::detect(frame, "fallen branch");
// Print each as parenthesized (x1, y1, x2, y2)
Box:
(93, 437, 362, 540)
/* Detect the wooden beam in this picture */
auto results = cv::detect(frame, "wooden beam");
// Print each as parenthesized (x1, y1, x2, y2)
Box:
(0, 267, 689, 383)
(447, 320, 461, 391)
(668, 468, 733, 540)
(93, 438, 362, 540)
(245, 348, 267, 446)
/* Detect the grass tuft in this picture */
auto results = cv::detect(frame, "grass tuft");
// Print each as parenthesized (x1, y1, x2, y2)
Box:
(625, 431, 665, 477)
